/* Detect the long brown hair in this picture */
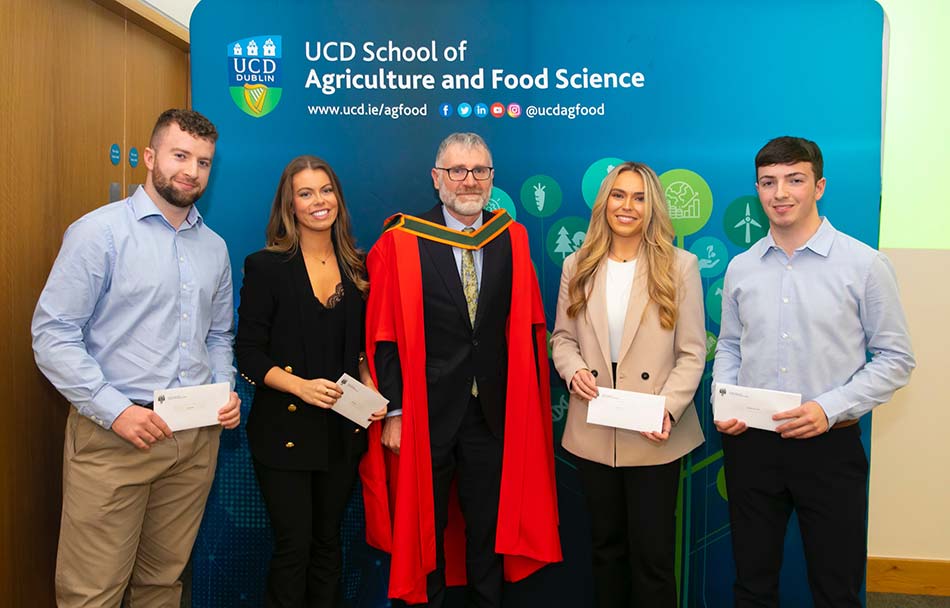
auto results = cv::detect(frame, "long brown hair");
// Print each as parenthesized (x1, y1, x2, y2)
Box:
(264, 155, 368, 296)
(566, 162, 679, 329)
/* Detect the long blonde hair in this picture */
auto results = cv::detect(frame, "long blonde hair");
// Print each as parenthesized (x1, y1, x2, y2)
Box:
(566, 162, 679, 329)
(264, 155, 368, 296)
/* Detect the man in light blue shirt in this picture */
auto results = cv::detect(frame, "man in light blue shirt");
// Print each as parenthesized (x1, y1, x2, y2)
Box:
(32, 109, 241, 607)
(713, 136, 914, 608)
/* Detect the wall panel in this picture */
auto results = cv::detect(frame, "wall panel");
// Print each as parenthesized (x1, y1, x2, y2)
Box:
(127, 19, 190, 187)
(0, 0, 188, 603)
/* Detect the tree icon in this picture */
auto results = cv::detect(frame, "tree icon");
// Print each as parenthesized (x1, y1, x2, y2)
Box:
(546, 216, 590, 267)
(554, 227, 574, 259)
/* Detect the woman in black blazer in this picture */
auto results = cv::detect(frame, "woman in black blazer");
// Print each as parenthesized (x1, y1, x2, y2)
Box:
(236, 155, 385, 608)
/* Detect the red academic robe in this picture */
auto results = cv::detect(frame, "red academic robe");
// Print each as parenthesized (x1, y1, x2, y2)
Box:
(359, 217, 562, 604)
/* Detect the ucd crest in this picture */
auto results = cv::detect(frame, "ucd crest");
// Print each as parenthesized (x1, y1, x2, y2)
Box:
(228, 35, 283, 117)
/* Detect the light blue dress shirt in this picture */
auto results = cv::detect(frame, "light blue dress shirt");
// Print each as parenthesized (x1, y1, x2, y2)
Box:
(713, 218, 915, 427)
(32, 187, 235, 429)
(442, 205, 484, 288)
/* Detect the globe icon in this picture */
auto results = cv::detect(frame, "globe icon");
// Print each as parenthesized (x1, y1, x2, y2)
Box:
(665, 181, 702, 220)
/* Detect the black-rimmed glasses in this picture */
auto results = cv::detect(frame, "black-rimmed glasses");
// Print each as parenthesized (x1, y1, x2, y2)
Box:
(434, 166, 494, 181)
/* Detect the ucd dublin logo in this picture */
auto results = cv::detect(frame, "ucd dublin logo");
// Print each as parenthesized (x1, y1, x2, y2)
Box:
(228, 35, 282, 117)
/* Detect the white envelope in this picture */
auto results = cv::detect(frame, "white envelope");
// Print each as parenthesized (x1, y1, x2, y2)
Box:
(713, 383, 802, 432)
(153, 382, 229, 432)
(586, 387, 666, 434)
(332, 373, 389, 429)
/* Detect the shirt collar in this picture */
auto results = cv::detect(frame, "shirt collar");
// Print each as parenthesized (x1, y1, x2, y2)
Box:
(441, 205, 483, 232)
(131, 185, 202, 229)
(802, 217, 835, 256)
(758, 217, 836, 258)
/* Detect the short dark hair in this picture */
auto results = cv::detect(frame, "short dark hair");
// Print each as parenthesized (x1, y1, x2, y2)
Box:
(755, 136, 823, 180)
(149, 108, 218, 147)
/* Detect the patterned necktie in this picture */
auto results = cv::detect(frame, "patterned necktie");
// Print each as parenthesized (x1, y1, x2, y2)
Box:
(461, 227, 479, 396)
(460, 227, 479, 327)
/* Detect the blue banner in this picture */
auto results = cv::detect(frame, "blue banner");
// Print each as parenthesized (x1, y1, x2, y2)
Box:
(191, 1, 883, 605)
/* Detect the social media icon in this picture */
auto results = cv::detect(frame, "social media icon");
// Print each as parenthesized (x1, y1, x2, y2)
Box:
(439, 103, 453, 118)
(473, 103, 489, 118)
(490, 103, 505, 118)
(457, 103, 472, 118)
(507, 103, 522, 118)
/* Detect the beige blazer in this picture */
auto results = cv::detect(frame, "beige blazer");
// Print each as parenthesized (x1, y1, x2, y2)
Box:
(551, 248, 706, 467)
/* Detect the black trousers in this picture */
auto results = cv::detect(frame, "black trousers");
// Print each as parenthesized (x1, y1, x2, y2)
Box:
(419, 396, 504, 608)
(722, 425, 868, 608)
(253, 459, 359, 608)
(575, 456, 681, 608)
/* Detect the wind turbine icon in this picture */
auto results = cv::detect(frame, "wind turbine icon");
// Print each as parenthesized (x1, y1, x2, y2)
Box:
(734, 202, 762, 243)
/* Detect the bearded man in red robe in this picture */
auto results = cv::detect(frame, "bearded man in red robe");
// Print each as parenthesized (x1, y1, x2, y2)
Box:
(360, 132, 562, 606)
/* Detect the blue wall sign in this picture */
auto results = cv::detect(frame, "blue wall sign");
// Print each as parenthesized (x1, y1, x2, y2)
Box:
(190, 2, 884, 605)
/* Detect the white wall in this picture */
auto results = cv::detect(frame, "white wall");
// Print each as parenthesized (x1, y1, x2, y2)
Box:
(142, 0, 198, 28)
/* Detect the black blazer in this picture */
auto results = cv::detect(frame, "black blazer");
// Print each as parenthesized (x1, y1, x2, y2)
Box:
(376, 205, 513, 442)
(236, 249, 367, 471)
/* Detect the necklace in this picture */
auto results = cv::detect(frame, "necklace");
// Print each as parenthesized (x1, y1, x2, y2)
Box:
(609, 250, 636, 263)
(308, 249, 334, 266)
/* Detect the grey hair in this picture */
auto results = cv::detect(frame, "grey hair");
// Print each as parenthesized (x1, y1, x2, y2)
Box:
(434, 132, 493, 166)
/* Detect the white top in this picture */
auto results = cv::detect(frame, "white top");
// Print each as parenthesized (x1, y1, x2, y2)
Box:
(605, 258, 637, 362)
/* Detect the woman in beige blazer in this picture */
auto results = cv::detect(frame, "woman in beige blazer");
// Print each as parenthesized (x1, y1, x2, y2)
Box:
(551, 162, 706, 608)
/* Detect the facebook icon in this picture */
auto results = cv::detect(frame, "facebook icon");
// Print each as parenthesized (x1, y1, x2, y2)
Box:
(439, 103, 453, 118)
(474, 103, 489, 118)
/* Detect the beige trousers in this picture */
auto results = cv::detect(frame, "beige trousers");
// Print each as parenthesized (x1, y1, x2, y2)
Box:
(56, 407, 221, 608)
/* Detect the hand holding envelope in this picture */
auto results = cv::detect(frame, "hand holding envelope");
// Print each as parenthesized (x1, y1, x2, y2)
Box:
(154, 382, 235, 432)
(586, 387, 666, 434)
(772, 400, 830, 439)
(713, 383, 802, 434)
(331, 373, 389, 428)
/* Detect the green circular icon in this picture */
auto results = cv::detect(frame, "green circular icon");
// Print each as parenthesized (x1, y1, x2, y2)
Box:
(689, 236, 729, 279)
(520, 175, 563, 218)
(717, 464, 728, 501)
(485, 186, 517, 220)
(659, 169, 713, 239)
(723, 195, 768, 248)
(705, 330, 718, 362)
(545, 216, 590, 267)
(705, 278, 724, 326)
(581, 157, 625, 208)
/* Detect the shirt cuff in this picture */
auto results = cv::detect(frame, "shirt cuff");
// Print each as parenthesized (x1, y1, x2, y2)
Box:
(385, 409, 402, 418)
(214, 372, 236, 391)
(80, 385, 133, 430)
(813, 389, 850, 429)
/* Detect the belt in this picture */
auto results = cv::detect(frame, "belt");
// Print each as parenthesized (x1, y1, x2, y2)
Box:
(133, 401, 154, 410)
(831, 418, 858, 430)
